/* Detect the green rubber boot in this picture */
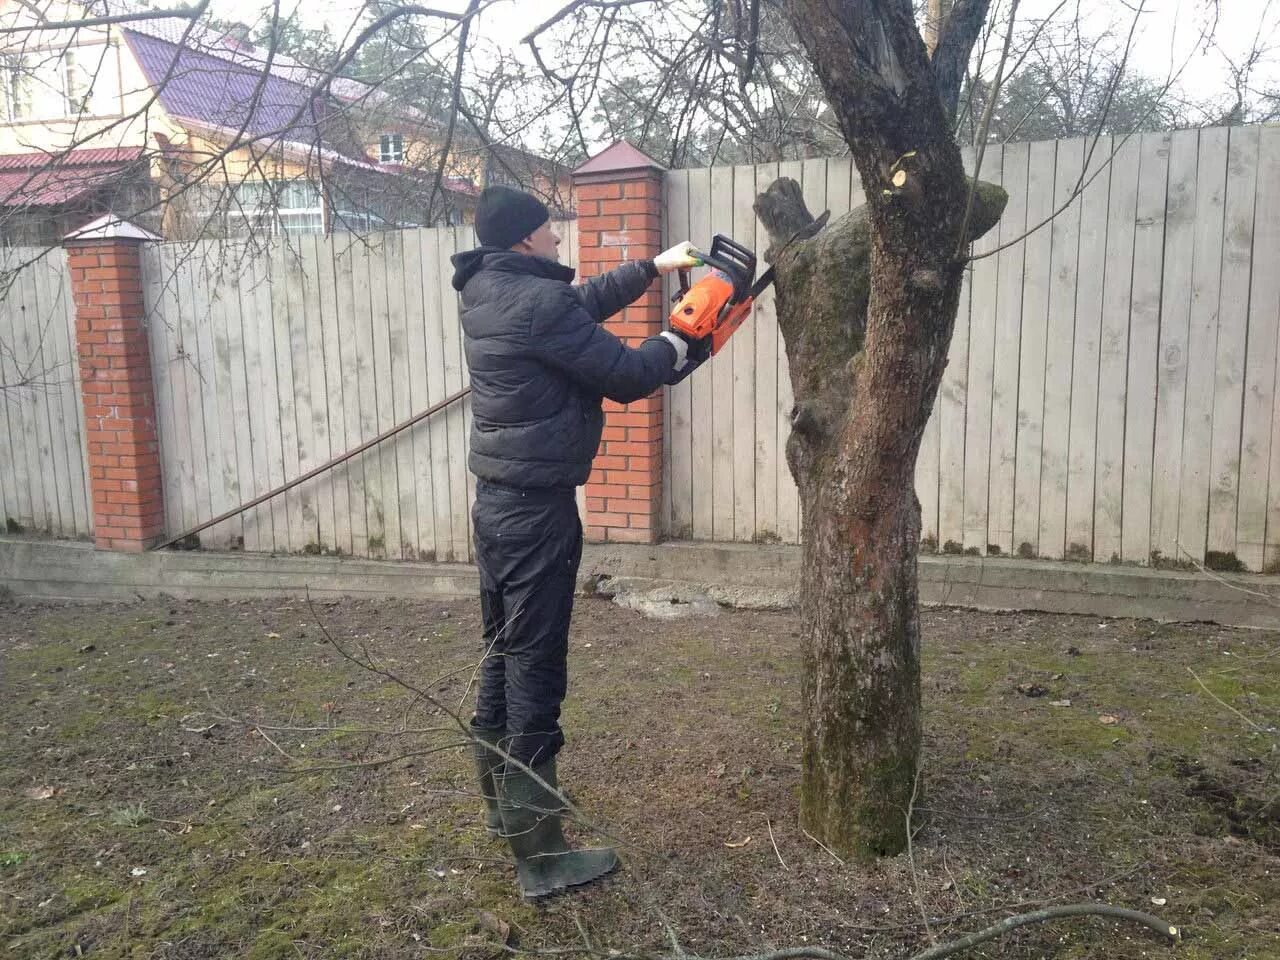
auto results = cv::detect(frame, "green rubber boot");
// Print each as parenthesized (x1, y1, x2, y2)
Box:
(470, 724, 505, 836)
(496, 757, 618, 899)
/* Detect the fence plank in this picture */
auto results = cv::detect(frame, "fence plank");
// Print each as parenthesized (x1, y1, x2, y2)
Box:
(1239, 125, 1280, 570)
(383, 231, 418, 559)
(1038, 136, 1084, 559)
(419, 229, 452, 562)
(711, 163, 736, 541)
(287, 240, 321, 551)
(1178, 126, 1229, 564)
(28, 263, 61, 534)
(940, 147, 976, 550)
(0, 259, 32, 529)
(664, 169, 693, 538)
(457, 223, 479, 561)
(348, 237, 383, 558)
(963, 145, 1002, 553)
(223, 244, 263, 551)
(687, 166, 715, 540)
(259, 246, 292, 551)
(401, 228, 436, 559)
(732, 164, 757, 542)
(1094, 135, 1141, 563)
(988, 141, 1029, 556)
(826, 157, 852, 215)
(172, 249, 205, 540)
(1150, 128, 1200, 564)
(439, 227, 470, 562)
(50, 252, 89, 537)
(205, 246, 247, 549)
(146, 244, 181, 538)
(269, 241, 305, 554)
(33, 256, 72, 538)
(176, 248, 218, 546)
(1206, 126, 1258, 560)
(302, 235, 334, 554)
(1123, 132, 1172, 563)
(1013, 137, 1057, 557)
(752, 162, 780, 542)
(333, 235, 369, 557)
(315, 235, 351, 557)
(366, 235, 399, 563)
(1065, 137, 1113, 560)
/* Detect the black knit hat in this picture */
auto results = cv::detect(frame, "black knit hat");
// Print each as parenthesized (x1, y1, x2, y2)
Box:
(475, 185, 551, 249)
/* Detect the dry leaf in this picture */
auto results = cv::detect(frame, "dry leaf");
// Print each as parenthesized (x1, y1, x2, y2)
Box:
(130, 867, 147, 877)
(724, 836, 752, 848)
(1099, 715, 1120, 725)
(1050, 700, 1072, 707)
(1152, 897, 1168, 906)
(710, 762, 726, 779)
(24, 786, 57, 800)
(265, 632, 281, 639)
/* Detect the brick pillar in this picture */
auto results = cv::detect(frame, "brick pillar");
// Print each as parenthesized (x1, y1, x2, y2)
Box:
(573, 142, 667, 544)
(65, 216, 165, 552)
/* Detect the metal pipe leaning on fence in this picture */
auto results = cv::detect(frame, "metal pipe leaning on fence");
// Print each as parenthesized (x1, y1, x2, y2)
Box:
(152, 386, 473, 551)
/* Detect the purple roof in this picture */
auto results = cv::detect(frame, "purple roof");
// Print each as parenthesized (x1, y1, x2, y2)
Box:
(123, 29, 367, 160)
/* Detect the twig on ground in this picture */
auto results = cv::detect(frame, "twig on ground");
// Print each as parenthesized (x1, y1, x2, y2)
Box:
(1188, 667, 1267, 733)
(906, 763, 936, 944)
(766, 816, 787, 870)
(800, 825, 844, 865)
(1177, 546, 1280, 605)
(905, 903, 1179, 959)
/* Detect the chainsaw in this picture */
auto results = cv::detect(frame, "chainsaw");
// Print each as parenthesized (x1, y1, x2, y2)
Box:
(669, 213, 831, 358)
(668, 234, 774, 358)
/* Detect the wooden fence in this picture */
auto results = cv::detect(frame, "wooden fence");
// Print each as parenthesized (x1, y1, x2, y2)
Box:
(665, 124, 1280, 571)
(3, 124, 1278, 571)
(138, 221, 577, 562)
(0, 248, 90, 539)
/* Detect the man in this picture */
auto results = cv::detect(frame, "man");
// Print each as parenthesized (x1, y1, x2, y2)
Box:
(450, 185, 706, 899)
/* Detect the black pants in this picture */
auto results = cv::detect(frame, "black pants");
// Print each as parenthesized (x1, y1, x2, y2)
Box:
(470, 480, 582, 766)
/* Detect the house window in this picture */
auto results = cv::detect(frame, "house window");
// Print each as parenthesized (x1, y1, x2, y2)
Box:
(379, 133, 404, 163)
(201, 179, 326, 237)
(62, 50, 88, 114)
(1, 45, 120, 120)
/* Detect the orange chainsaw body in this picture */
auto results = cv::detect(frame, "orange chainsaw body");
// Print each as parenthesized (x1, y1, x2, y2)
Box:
(669, 271, 755, 357)
(667, 235, 770, 358)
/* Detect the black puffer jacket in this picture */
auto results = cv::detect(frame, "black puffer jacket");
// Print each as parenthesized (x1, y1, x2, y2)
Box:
(450, 248, 678, 490)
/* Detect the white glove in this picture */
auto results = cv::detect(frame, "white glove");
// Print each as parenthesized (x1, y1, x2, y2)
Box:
(653, 241, 702, 275)
(659, 331, 690, 371)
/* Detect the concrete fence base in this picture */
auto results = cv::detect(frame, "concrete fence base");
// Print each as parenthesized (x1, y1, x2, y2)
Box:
(1, 537, 1277, 630)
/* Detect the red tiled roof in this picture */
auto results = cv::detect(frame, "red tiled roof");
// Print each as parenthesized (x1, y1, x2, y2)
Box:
(0, 148, 147, 208)
(0, 147, 144, 171)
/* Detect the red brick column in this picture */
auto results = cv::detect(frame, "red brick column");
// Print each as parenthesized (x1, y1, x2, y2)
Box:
(573, 142, 666, 544)
(65, 217, 164, 552)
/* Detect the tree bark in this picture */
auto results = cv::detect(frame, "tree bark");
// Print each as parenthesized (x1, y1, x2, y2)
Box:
(758, 0, 1008, 859)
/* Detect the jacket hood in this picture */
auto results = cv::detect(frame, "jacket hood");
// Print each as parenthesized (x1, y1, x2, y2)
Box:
(450, 248, 576, 292)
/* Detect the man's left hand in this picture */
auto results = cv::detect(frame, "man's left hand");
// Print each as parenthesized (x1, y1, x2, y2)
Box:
(654, 241, 702, 275)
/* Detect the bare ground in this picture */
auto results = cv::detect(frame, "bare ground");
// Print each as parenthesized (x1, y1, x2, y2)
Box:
(1, 593, 1277, 960)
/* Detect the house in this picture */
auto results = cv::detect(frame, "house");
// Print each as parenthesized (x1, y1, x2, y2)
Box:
(0, 3, 564, 243)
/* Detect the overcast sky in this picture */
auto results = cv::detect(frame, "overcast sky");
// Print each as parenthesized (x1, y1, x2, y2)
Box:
(207, 0, 1279, 145)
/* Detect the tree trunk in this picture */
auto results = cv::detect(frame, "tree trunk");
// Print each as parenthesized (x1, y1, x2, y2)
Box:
(757, 0, 1007, 859)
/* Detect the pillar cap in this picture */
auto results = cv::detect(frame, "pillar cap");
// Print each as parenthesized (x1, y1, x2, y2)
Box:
(573, 140, 665, 177)
(65, 214, 162, 243)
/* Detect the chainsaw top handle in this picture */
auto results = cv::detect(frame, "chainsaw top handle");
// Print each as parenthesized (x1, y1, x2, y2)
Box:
(700, 235, 756, 301)
(674, 234, 757, 303)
